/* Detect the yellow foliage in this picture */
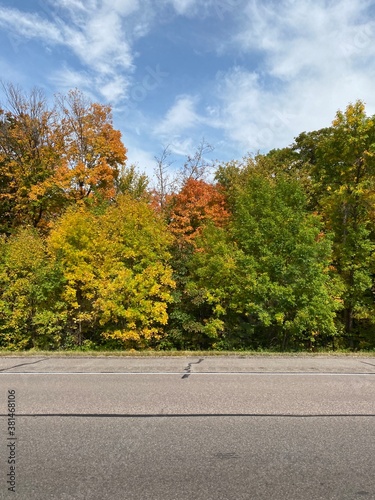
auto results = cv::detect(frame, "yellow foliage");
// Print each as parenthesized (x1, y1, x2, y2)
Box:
(47, 195, 175, 348)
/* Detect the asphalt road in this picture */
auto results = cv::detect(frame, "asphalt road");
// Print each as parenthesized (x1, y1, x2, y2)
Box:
(0, 356, 374, 500)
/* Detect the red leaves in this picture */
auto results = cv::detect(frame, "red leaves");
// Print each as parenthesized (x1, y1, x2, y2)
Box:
(168, 179, 230, 246)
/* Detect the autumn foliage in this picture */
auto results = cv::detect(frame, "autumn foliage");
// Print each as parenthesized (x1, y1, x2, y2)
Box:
(1, 88, 375, 351)
(168, 178, 229, 246)
(56, 90, 127, 202)
(0, 86, 127, 233)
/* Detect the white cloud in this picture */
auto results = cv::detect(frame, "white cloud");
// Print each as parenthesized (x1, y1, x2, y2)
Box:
(155, 95, 201, 137)
(147, 0, 375, 160)
(51, 65, 130, 104)
(168, 137, 195, 156)
(211, 0, 375, 153)
(214, 67, 295, 151)
(51, 65, 93, 91)
(0, 7, 62, 43)
(0, 3, 140, 103)
(99, 75, 130, 103)
(235, 0, 375, 83)
(67, 10, 133, 73)
(161, 0, 221, 17)
(166, 0, 198, 15)
(103, 0, 140, 16)
(52, 0, 88, 11)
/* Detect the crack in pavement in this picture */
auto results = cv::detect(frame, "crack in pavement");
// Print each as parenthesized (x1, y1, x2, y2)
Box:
(182, 358, 204, 379)
(360, 361, 375, 369)
(0, 358, 48, 373)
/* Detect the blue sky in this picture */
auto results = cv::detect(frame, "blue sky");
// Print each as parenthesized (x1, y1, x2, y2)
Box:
(0, 0, 375, 179)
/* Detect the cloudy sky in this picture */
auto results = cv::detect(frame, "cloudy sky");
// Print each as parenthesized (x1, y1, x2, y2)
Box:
(0, 0, 374, 177)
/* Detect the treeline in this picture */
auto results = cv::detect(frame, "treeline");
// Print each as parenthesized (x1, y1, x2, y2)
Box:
(0, 84, 374, 351)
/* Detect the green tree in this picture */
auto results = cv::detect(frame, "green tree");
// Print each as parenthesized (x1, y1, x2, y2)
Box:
(0, 228, 66, 349)
(115, 164, 149, 200)
(163, 178, 230, 349)
(188, 169, 340, 350)
(233, 172, 339, 349)
(307, 101, 375, 346)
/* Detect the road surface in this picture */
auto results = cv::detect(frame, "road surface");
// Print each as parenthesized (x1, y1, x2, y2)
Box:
(0, 355, 374, 499)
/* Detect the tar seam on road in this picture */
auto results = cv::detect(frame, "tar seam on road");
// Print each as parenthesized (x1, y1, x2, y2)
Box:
(1, 371, 375, 376)
(361, 361, 375, 368)
(0, 358, 48, 372)
(182, 358, 204, 379)
(0, 413, 374, 418)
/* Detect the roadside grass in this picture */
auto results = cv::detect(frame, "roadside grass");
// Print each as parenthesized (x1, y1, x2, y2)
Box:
(0, 349, 374, 357)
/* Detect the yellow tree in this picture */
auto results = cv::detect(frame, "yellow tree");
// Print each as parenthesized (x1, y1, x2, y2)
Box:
(48, 195, 175, 348)
(95, 195, 175, 347)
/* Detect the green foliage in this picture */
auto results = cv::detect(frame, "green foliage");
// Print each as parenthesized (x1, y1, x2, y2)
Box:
(115, 164, 149, 200)
(303, 101, 375, 343)
(0, 229, 66, 349)
(185, 171, 340, 350)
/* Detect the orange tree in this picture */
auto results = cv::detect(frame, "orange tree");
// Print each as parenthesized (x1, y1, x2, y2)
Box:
(0, 85, 128, 234)
(0, 85, 62, 232)
(55, 89, 127, 203)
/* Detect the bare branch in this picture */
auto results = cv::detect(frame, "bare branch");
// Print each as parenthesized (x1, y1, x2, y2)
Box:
(153, 145, 177, 209)
(179, 138, 214, 184)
